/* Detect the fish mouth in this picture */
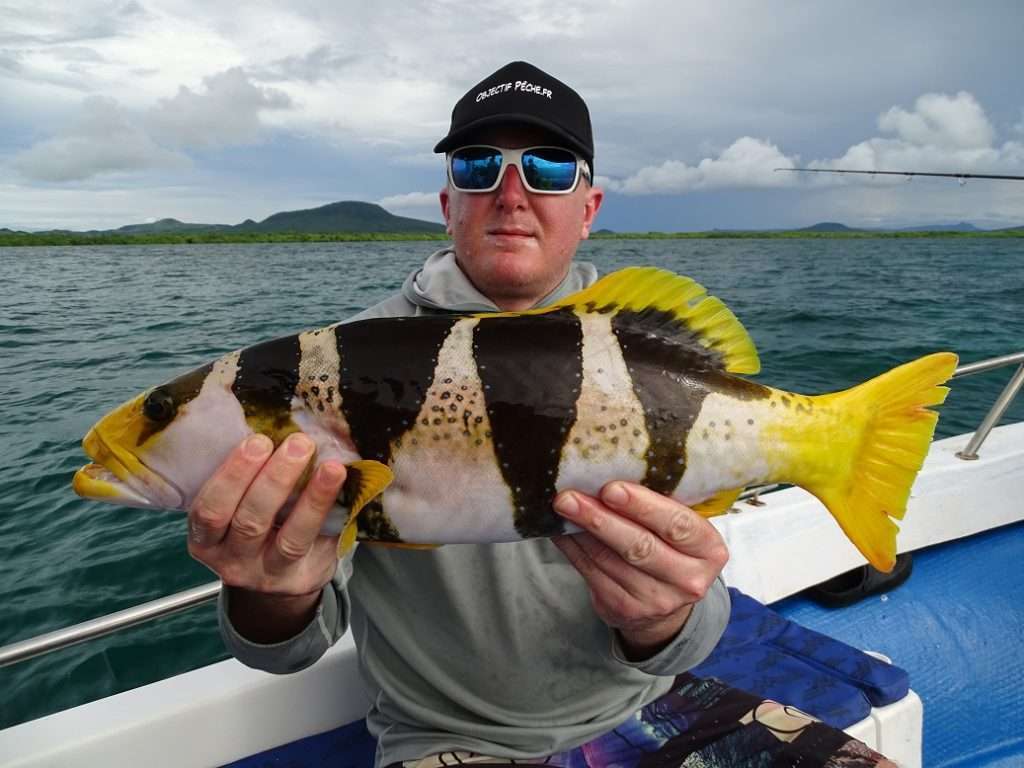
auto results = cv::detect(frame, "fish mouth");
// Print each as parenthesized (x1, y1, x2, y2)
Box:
(72, 427, 184, 509)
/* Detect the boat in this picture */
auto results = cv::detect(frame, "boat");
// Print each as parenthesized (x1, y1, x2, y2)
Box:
(1, 349, 1020, 768)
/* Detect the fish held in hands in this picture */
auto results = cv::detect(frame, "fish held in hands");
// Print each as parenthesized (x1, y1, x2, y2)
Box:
(72, 267, 957, 571)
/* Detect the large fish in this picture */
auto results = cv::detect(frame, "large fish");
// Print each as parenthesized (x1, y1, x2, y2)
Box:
(73, 267, 957, 572)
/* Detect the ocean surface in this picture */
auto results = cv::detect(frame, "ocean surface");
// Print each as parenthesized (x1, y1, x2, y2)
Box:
(1, 238, 1021, 731)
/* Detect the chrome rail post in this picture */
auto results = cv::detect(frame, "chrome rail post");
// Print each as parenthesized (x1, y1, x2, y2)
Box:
(0, 581, 221, 668)
(955, 361, 1024, 460)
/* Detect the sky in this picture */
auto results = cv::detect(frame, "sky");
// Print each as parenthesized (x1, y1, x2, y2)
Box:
(2, 0, 1024, 232)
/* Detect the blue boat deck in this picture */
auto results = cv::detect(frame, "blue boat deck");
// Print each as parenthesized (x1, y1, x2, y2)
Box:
(776, 520, 1024, 767)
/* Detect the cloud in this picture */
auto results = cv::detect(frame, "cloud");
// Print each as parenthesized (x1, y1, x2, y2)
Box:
(12, 95, 187, 181)
(250, 45, 360, 83)
(12, 67, 293, 181)
(0, 46, 92, 90)
(812, 92, 1023, 178)
(877, 92, 994, 149)
(378, 191, 443, 221)
(599, 91, 1024, 197)
(147, 67, 291, 149)
(0, 1, 146, 45)
(378, 191, 439, 209)
(3, 3, 1022, 229)
(603, 137, 796, 195)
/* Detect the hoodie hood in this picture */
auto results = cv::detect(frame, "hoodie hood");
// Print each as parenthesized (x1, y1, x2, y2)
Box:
(402, 248, 599, 313)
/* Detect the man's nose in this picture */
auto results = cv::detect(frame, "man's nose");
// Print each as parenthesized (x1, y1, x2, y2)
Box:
(495, 164, 528, 207)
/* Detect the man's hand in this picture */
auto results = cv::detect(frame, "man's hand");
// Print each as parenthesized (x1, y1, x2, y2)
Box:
(187, 433, 347, 643)
(552, 481, 729, 660)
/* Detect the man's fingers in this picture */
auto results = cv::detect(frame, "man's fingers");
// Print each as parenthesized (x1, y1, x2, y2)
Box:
(188, 434, 273, 550)
(552, 534, 634, 608)
(597, 482, 728, 561)
(226, 434, 315, 558)
(554, 490, 678, 583)
(562, 529, 663, 601)
(266, 461, 347, 572)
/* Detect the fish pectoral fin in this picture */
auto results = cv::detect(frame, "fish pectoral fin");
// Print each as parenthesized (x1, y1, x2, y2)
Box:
(340, 460, 394, 515)
(335, 460, 394, 558)
(506, 267, 760, 375)
(337, 517, 359, 558)
(691, 487, 744, 517)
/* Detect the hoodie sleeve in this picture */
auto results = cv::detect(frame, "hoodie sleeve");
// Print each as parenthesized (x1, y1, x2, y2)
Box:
(608, 576, 731, 676)
(217, 551, 356, 674)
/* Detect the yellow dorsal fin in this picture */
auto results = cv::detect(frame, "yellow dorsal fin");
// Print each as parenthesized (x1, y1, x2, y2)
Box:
(336, 460, 394, 557)
(692, 487, 744, 517)
(483, 267, 760, 375)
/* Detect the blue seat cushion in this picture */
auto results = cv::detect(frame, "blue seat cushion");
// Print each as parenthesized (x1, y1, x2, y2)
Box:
(690, 588, 910, 728)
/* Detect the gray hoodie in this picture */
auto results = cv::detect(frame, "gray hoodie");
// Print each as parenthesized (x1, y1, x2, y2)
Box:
(219, 247, 731, 768)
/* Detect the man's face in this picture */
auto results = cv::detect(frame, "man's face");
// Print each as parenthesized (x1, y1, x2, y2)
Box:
(440, 125, 603, 311)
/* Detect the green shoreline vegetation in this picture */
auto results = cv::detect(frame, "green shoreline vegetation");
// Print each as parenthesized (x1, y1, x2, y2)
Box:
(3, 228, 1024, 247)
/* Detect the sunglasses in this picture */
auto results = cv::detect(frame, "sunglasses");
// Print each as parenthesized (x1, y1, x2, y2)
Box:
(447, 145, 592, 195)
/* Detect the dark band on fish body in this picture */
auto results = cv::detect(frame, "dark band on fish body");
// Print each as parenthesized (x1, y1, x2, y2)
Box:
(706, 370, 772, 402)
(232, 335, 302, 439)
(336, 316, 457, 464)
(137, 362, 213, 446)
(473, 309, 583, 538)
(612, 312, 714, 493)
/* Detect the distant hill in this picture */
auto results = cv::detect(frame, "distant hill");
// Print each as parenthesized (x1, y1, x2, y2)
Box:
(114, 218, 229, 234)
(236, 201, 444, 234)
(17, 201, 445, 236)
(800, 222, 857, 232)
(801, 220, 993, 233)
(896, 221, 981, 232)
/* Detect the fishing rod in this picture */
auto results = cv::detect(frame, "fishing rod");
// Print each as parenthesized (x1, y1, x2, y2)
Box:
(775, 167, 1024, 182)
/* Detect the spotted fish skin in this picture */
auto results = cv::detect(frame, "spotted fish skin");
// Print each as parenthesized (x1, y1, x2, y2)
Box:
(73, 267, 957, 572)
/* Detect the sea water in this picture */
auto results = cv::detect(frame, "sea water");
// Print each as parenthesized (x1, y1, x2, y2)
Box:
(1, 238, 1021, 728)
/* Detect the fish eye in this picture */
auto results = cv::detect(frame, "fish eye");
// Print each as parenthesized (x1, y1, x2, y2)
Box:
(143, 390, 175, 423)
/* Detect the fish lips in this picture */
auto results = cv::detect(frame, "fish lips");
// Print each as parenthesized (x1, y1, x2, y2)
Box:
(72, 427, 184, 509)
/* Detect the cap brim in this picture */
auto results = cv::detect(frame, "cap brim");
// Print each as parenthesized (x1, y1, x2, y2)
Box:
(434, 113, 592, 162)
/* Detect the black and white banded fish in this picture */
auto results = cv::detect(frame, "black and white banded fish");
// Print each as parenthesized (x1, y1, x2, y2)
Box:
(72, 267, 957, 572)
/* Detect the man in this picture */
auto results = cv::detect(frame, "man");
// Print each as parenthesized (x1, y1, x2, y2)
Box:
(188, 62, 894, 768)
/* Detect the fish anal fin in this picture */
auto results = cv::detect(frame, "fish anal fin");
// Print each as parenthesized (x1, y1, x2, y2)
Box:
(492, 267, 760, 375)
(692, 487, 744, 517)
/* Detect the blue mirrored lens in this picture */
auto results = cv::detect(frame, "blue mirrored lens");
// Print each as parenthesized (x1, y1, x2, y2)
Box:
(522, 148, 577, 191)
(451, 148, 503, 190)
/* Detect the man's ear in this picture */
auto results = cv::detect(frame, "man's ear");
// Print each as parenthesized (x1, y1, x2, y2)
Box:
(439, 187, 453, 235)
(579, 185, 604, 239)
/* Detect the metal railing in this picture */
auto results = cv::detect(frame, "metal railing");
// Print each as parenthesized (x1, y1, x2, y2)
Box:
(0, 582, 222, 668)
(950, 351, 1024, 460)
(2, 351, 1022, 669)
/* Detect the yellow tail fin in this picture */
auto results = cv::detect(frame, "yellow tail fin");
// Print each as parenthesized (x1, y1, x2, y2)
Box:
(806, 352, 958, 572)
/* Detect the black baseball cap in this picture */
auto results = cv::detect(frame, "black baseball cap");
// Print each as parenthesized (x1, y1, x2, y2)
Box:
(434, 61, 594, 176)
